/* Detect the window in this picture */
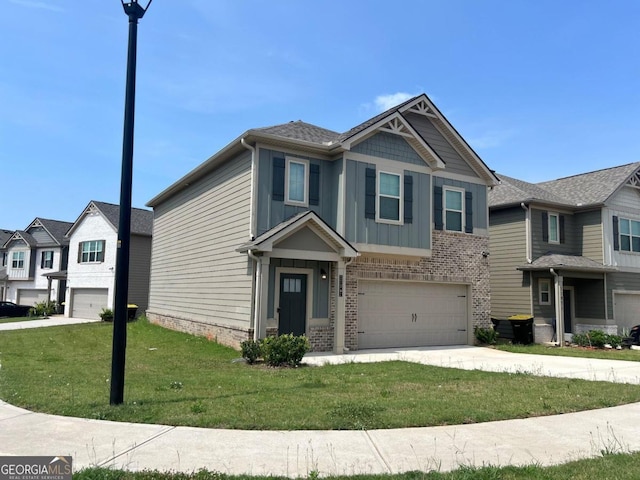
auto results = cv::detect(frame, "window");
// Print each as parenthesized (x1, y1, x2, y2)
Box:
(283, 277, 302, 293)
(11, 251, 25, 269)
(41, 250, 54, 269)
(377, 172, 401, 222)
(285, 158, 308, 205)
(548, 213, 559, 243)
(539, 279, 551, 305)
(79, 240, 105, 263)
(619, 218, 640, 253)
(444, 188, 464, 232)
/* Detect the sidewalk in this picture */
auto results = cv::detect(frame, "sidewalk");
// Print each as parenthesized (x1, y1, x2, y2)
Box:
(0, 316, 101, 331)
(1, 345, 640, 476)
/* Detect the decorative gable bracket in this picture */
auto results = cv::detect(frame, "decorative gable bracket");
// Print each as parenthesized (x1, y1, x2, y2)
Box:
(626, 172, 640, 189)
(405, 99, 438, 118)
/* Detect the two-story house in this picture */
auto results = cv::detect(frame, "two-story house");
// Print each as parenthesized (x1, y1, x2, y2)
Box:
(64, 200, 153, 319)
(489, 163, 640, 342)
(2, 218, 73, 307)
(146, 94, 498, 353)
(0, 228, 14, 301)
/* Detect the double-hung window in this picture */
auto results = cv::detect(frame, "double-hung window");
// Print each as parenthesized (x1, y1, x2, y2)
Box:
(285, 158, 308, 205)
(79, 240, 105, 263)
(548, 213, 560, 243)
(619, 218, 640, 252)
(41, 250, 54, 269)
(539, 279, 551, 305)
(377, 172, 401, 223)
(12, 251, 25, 269)
(444, 188, 464, 232)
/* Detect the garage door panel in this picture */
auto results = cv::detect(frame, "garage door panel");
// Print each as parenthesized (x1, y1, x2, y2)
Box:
(72, 289, 108, 319)
(18, 289, 49, 306)
(615, 293, 640, 331)
(358, 281, 468, 349)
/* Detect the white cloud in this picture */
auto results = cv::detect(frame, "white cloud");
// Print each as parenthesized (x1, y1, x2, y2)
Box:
(373, 92, 415, 112)
(9, 0, 63, 12)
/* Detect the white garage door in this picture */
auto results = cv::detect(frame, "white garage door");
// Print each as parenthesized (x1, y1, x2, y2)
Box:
(358, 280, 468, 349)
(17, 289, 49, 306)
(72, 288, 108, 319)
(614, 293, 640, 332)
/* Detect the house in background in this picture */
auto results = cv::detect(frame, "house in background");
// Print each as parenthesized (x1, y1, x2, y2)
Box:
(1, 218, 73, 307)
(489, 162, 640, 342)
(146, 93, 498, 352)
(64, 201, 153, 319)
(0, 228, 14, 301)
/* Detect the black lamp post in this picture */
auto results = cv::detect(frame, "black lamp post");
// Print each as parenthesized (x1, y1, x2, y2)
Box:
(110, 0, 152, 406)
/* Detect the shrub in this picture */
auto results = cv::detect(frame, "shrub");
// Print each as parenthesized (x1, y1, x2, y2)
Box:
(99, 308, 114, 322)
(474, 326, 499, 345)
(240, 339, 262, 364)
(572, 330, 623, 349)
(261, 334, 310, 367)
(29, 300, 57, 318)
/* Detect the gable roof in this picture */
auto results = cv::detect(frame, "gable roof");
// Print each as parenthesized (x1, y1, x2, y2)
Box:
(67, 201, 154, 238)
(490, 162, 640, 210)
(26, 218, 74, 246)
(0, 229, 13, 248)
(3, 230, 37, 248)
(148, 93, 498, 207)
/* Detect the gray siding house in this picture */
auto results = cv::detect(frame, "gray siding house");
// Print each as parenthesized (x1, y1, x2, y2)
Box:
(147, 94, 498, 352)
(489, 162, 640, 342)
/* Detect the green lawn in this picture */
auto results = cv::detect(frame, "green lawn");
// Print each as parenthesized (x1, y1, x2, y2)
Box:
(496, 343, 640, 362)
(74, 452, 640, 479)
(2, 320, 640, 430)
(0, 316, 38, 324)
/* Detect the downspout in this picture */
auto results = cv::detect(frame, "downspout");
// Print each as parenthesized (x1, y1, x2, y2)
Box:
(550, 268, 563, 347)
(247, 249, 261, 342)
(521, 203, 532, 263)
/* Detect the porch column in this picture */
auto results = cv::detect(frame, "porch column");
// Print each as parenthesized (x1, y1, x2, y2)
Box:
(551, 269, 564, 346)
(334, 259, 346, 354)
(258, 256, 270, 339)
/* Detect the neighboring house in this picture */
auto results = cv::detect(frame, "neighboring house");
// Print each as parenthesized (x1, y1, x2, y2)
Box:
(0, 228, 14, 301)
(489, 162, 640, 342)
(146, 93, 498, 353)
(2, 218, 73, 307)
(64, 201, 153, 319)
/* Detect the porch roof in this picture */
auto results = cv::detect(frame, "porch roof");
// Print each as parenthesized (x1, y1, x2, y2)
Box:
(237, 211, 359, 258)
(42, 270, 67, 280)
(517, 254, 617, 273)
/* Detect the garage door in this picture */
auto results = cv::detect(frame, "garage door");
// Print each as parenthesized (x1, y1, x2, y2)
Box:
(72, 288, 108, 319)
(357, 280, 468, 349)
(614, 293, 640, 332)
(17, 289, 49, 306)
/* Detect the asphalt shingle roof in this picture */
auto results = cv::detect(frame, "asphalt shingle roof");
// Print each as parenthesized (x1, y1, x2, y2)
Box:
(92, 201, 154, 236)
(36, 218, 74, 245)
(0, 229, 13, 248)
(253, 121, 341, 145)
(519, 253, 616, 272)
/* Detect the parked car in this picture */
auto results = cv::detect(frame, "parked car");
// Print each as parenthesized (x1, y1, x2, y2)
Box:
(0, 301, 32, 318)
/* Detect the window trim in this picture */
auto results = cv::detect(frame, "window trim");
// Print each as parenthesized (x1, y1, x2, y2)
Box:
(11, 251, 25, 269)
(443, 186, 465, 232)
(539, 278, 551, 305)
(79, 240, 105, 264)
(376, 170, 403, 225)
(618, 217, 640, 253)
(284, 157, 309, 206)
(41, 250, 54, 269)
(548, 212, 560, 244)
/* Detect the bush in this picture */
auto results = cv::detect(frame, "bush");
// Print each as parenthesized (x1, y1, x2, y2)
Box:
(240, 339, 262, 364)
(99, 308, 114, 322)
(474, 326, 499, 345)
(29, 300, 57, 318)
(261, 334, 310, 367)
(572, 330, 623, 349)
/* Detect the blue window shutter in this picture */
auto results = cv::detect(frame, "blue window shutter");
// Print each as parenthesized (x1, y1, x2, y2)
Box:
(434, 185, 443, 230)
(542, 211, 549, 242)
(613, 216, 619, 251)
(272, 157, 285, 201)
(403, 175, 413, 224)
(309, 164, 320, 206)
(465, 191, 473, 233)
(365, 168, 376, 219)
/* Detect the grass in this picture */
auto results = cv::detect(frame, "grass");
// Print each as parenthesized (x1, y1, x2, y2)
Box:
(495, 343, 640, 362)
(74, 452, 640, 479)
(0, 316, 39, 324)
(2, 320, 640, 430)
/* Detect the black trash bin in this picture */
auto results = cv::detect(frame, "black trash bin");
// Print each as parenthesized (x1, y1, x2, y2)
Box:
(508, 315, 534, 344)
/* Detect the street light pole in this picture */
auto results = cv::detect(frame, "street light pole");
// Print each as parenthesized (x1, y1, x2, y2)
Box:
(110, 0, 152, 406)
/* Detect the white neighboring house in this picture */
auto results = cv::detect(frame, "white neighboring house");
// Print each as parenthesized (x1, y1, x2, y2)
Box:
(0, 228, 14, 301)
(2, 218, 73, 307)
(64, 201, 153, 319)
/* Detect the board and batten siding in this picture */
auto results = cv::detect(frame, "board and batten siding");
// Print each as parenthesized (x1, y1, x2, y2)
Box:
(148, 153, 253, 329)
(607, 186, 640, 270)
(128, 234, 152, 312)
(404, 112, 478, 178)
(575, 210, 603, 262)
(488, 207, 531, 318)
(344, 159, 430, 249)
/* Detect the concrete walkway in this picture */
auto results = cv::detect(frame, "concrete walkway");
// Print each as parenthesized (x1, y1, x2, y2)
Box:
(0, 316, 100, 331)
(1, 332, 640, 476)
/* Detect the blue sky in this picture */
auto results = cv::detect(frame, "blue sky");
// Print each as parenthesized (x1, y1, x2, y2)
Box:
(1, 0, 639, 230)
